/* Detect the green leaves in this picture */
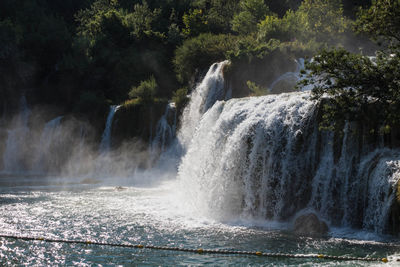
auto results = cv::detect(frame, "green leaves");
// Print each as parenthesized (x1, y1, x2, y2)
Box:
(182, 9, 209, 37)
(128, 75, 158, 104)
(355, 0, 400, 50)
(125, 1, 161, 38)
(247, 80, 269, 96)
(231, 0, 271, 34)
(173, 33, 237, 83)
(302, 48, 400, 131)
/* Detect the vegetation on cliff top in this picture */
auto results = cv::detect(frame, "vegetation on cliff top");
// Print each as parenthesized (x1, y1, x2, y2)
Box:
(0, 0, 372, 115)
(4, 0, 395, 141)
(301, 0, 400, 137)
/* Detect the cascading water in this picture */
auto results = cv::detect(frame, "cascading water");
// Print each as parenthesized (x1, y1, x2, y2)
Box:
(150, 102, 177, 154)
(32, 116, 64, 173)
(178, 60, 230, 151)
(269, 58, 315, 92)
(99, 105, 120, 153)
(1, 62, 400, 265)
(2, 96, 31, 173)
(269, 58, 304, 90)
(176, 63, 400, 234)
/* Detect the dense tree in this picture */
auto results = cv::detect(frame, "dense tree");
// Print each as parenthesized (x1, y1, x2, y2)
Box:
(301, 0, 400, 131)
(128, 75, 158, 104)
(231, 0, 272, 35)
(355, 0, 400, 49)
(0, 0, 379, 125)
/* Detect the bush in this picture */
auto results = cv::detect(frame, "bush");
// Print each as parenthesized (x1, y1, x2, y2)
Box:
(301, 49, 400, 131)
(246, 81, 269, 96)
(231, 0, 271, 35)
(128, 76, 158, 104)
(257, 0, 349, 46)
(173, 33, 238, 84)
(182, 9, 209, 37)
(172, 87, 189, 113)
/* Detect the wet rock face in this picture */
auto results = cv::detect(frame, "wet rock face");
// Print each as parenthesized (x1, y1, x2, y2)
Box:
(293, 213, 329, 236)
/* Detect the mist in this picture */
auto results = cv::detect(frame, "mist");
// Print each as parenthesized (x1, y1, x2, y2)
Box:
(0, 100, 167, 187)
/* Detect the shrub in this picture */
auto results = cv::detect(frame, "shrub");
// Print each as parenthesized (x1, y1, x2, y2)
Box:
(128, 75, 158, 104)
(301, 49, 400, 131)
(231, 0, 271, 35)
(247, 81, 269, 96)
(182, 9, 209, 37)
(173, 33, 238, 84)
(172, 87, 189, 113)
(257, 0, 349, 46)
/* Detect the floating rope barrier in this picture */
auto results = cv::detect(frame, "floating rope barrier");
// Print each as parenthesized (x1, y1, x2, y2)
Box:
(0, 234, 391, 263)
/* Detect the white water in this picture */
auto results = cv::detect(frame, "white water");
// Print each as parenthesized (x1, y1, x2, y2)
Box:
(178, 61, 230, 151)
(150, 102, 176, 155)
(99, 105, 120, 153)
(0, 61, 399, 236)
(32, 116, 63, 173)
(2, 96, 31, 173)
(176, 88, 400, 233)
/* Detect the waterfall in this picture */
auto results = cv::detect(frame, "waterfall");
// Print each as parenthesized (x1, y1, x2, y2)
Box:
(32, 116, 63, 173)
(176, 62, 400, 234)
(2, 96, 31, 173)
(178, 60, 230, 151)
(268, 58, 314, 93)
(151, 102, 177, 155)
(99, 105, 120, 153)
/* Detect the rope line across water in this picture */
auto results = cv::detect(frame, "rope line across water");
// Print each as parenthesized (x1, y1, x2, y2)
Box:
(0, 234, 390, 263)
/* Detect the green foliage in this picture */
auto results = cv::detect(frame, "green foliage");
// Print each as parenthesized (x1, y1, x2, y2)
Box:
(231, 0, 271, 35)
(301, 0, 400, 134)
(247, 80, 269, 96)
(174, 33, 237, 83)
(167, 23, 183, 45)
(182, 9, 209, 37)
(128, 76, 158, 104)
(297, 0, 348, 39)
(355, 0, 400, 49)
(125, 1, 162, 38)
(0, 0, 382, 131)
(227, 35, 277, 63)
(301, 49, 400, 130)
(266, 0, 302, 16)
(172, 87, 189, 112)
(258, 0, 349, 45)
(192, 0, 240, 33)
(258, 13, 296, 42)
(75, 0, 120, 40)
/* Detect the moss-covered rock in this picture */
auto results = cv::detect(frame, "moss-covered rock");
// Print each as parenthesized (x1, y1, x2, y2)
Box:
(112, 99, 168, 147)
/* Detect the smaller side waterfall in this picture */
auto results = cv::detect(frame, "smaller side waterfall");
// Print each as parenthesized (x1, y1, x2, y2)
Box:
(151, 102, 177, 154)
(32, 116, 64, 173)
(2, 96, 31, 173)
(99, 105, 120, 153)
(269, 58, 314, 93)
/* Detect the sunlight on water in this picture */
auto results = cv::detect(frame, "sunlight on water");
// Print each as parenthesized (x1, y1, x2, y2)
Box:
(0, 177, 398, 266)
(1, 62, 400, 265)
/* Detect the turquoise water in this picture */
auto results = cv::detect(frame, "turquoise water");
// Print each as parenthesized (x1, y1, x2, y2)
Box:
(0, 175, 399, 266)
